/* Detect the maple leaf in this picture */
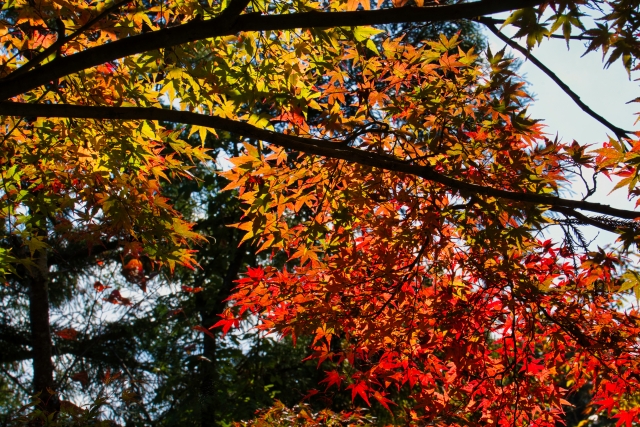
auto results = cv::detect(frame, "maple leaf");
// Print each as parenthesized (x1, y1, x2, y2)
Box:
(301, 388, 320, 401)
(70, 371, 89, 387)
(614, 409, 640, 427)
(372, 391, 395, 412)
(346, 381, 371, 405)
(346, 0, 371, 11)
(122, 258, 144, 284)
(104, 290, 132, 306)
(2, 0, 640, 423)
(101, 369, 122, 385)
(212, 313, 240, 335)
(193, 325, 216, 340)
(320, 370, 344, 390)
(312, 325, 334, 346)
(93, 281, 110, 292)
(181, 285, 204, 293)
(54, 328, 79, 341)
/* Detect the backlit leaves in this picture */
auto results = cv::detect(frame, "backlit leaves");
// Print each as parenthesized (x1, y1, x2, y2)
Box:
(2, 0, 640, 424)
(216, 17, 640, 427)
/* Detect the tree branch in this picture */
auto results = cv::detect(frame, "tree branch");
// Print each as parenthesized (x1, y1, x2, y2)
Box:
(48, 239, 120, 268)
(218, 0, 252, 23)
(552, 206, 637, 234)
(479, 17, 595, 40)
(113, 352, 155, 426)
(0, 325, 31, 347)
(0, 102, 637, 223)
(0, 324, 32, 364)
(5, 0, 133, 80)
(480, 19, 632, 140)
(0, 0, 545, 100)
(0, 366, 30, 393)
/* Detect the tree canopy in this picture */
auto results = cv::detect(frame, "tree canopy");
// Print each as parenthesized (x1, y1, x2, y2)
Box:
(2, 0, 640, 425)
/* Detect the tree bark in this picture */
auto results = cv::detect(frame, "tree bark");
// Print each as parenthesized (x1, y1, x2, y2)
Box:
(0, 0, 545, 101)
(1, 102, 637, 226)
(196, 294, 218, 427)
(28, 249, 58, 414)
(196, 242, 246, 427)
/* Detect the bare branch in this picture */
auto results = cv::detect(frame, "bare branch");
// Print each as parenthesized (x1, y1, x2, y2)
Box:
(0, 366, 30, 393)
(0, 102, 637, 223)
(114, 352, 155, 426)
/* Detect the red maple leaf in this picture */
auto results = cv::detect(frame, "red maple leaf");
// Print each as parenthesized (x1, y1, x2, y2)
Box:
(71, 371, 89, 387)
(346, 381, 370, 405)
(93, 281, 109, 292)
(54, 328, 78, 340)
(320, 370, 344, 390)
(193, 325, 216, 340)
(104, 290, 131, 306)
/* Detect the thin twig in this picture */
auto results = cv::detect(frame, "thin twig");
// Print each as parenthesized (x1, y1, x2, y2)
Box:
(0, 102, 637, 222)
(0, 0, 546, 100)
(0, 366, 30, 393)
(480, 19, 632, 141)
(4, 0, 134, 80)
(479, 17, 595, 40)
(114, 352, 154, 426)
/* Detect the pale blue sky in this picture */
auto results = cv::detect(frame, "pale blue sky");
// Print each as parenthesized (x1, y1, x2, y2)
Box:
(485, 27, 639, 246)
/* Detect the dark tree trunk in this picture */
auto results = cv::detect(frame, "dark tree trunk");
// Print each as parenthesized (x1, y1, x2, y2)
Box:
(28, 249, 58, 414)
(196, 243, 246, 427)
(196, 302, 218, 427)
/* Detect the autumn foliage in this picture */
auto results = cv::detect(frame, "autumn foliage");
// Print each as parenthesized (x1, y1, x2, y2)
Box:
(216, 33, 640, 425)
(3, 0, 640, 425)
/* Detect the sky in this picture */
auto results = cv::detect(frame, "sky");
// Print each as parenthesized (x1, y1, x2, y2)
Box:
(485, 25, 639, 247)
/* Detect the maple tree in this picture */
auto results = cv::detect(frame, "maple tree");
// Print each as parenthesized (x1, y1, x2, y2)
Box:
(0, 127, 347, 427)
(3, 0, 640, 425)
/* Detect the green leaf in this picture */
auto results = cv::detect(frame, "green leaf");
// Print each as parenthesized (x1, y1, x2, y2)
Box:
(352, 26, 384, 42)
